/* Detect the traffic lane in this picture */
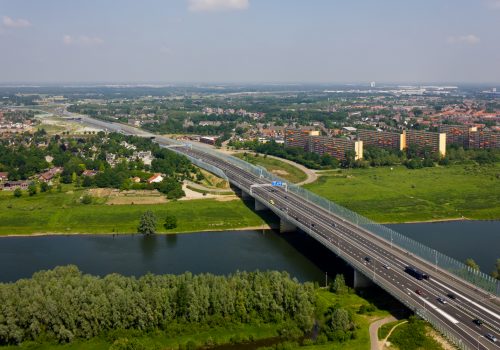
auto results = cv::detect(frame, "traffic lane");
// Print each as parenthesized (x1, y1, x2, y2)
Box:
(252, 185, 500, 347)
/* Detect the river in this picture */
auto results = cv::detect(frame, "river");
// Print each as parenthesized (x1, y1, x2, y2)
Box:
(0, 221, 498, 283)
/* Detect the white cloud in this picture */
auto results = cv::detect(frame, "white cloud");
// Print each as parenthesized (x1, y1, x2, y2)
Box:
(188, 0, 249, 12)
(2, 16, 31, 28)
(63, 35, 104, 46)
(447, 34, 480, 45)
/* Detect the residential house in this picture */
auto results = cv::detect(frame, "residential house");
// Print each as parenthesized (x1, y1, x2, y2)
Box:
(147, 173, 164, 184)
(2, 181, 29, 191)
(82, 170, 98, 177)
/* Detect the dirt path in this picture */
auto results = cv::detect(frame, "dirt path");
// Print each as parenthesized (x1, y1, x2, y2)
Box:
(380, 319, 408, 350)
(369, 316, 397, 350)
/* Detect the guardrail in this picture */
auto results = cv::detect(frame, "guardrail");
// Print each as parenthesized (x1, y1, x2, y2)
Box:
(178, 142, 500, 297)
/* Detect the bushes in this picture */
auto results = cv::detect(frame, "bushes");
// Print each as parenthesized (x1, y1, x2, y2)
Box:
(0, 266, 316, 345)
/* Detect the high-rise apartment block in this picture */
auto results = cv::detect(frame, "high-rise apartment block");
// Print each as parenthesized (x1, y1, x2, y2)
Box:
(404, 130, 446, 157)
(438, 124, 498, 149)
(357, 129, 405, 151)
(285, 128, 362, 160)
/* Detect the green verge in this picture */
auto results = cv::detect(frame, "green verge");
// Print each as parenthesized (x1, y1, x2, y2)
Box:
(299, 289, 391, 350)
(234, 153, 308, 184)
(304, 164, 500, 223)
(386, 317, 444, 350)
(0, 186, 272, 235)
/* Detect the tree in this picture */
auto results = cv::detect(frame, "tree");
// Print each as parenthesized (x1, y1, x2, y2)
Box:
(40, 182, 50, 192)
(13, 188, 22, 198)
(81, 194, 92, 205)
(330, 274, 348, 295)
(137, 210, 157, 235)
(164, 215, 177, 230)
(465, 258, 480, 271)
(28, 183, 37, 196)
(492, 259, 500, 280)
(82, 176, 93, 187)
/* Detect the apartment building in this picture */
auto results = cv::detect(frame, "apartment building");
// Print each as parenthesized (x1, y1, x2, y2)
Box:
(438, 125, 477, 148)
(468, 129, 499, 149)
(285, 128, 362, 160)
(405, 130, 446, 157)
(356, 129, 405, 151)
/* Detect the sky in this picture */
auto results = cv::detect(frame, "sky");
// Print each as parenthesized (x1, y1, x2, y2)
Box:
(0, 0, 499, 84)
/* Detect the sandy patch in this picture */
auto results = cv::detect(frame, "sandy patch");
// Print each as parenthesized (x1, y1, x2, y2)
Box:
(87, 188, 167, 205)
(271, 169, 290, 176)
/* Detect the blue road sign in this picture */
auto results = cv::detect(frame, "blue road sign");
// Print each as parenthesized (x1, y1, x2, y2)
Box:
(272, 181, 283, 186)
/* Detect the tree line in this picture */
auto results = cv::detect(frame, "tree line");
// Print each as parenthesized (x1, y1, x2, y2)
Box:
(0, 266, 316, 345)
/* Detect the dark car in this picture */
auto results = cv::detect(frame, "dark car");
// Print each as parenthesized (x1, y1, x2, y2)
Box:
(447, 293, 457, 300)
(364, 256, 371, 263)
(472, 319, 483, 326)
(415, 289, 423, 296)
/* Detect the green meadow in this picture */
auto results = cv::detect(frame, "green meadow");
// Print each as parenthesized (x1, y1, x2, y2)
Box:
(0, 186, 271, 236)
(304, 164, 500, 223)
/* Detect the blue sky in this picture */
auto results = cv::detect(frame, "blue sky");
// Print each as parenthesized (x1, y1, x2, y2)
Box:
(0, 0, 499, 83)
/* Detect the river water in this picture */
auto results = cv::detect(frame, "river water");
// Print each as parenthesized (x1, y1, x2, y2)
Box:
(0, 221, 498, 283)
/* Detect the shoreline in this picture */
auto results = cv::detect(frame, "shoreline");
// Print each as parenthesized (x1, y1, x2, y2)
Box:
(0, 224, 274, 238)
(1, 218, 499, 238)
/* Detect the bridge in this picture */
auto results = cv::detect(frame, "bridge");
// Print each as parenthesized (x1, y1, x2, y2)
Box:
(76, 115, 500, 349)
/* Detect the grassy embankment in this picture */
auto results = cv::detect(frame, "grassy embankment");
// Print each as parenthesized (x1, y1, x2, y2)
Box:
(234, 152, 308, 184)
(0, 185, 273, 236)
(304, 164, 500, 223)
(2, 289, 390, 350)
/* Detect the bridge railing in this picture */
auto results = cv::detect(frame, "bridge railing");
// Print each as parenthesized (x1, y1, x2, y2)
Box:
(183, 143, 500, 297)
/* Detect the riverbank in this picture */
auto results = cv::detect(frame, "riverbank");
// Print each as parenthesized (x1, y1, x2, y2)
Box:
(304, 164, 500, 224)
(0, 185, 277, 236)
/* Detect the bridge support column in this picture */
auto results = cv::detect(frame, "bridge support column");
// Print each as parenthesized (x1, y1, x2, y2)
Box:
(241, 190, 252, 200)
(254, 199, 268, 212)
(353, 269, 373, 289)
(279, 218, 296, 233)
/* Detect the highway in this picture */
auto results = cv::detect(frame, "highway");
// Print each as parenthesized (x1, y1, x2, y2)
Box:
(73, 114, 500, 349)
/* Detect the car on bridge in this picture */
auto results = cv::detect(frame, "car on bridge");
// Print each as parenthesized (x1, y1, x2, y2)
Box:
(415, 289, 424, 296)
(485, 333, 498, 343)
(269, 199, 275, 205)
(447, 293, 457, 300)
(472, 318, 483, 326)
(437, 297, 447, 304)
(364, 256, 372, 263)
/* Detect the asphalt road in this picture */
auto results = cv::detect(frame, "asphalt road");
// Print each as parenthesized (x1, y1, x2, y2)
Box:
(75, 114, 500, 349)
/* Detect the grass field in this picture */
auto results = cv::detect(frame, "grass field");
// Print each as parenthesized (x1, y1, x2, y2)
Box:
(0, 186, 272, 236)
(304, 164, 500, 223)
(234, 152, 308, 183)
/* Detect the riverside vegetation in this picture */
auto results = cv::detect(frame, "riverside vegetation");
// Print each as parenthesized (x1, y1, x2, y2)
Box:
(0, 267, 394, 350)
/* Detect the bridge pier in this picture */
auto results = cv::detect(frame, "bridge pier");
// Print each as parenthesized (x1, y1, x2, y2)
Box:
(353, 269, 373, 289)
(241, 190, 252, 200)
(254, 199, 268, 212)
(279, 218, 297, 233)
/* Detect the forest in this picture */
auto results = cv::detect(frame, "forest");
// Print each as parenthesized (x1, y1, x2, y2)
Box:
(0, 266, 316, 345)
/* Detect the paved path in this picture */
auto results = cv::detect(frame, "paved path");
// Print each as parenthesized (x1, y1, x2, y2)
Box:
(369, 316, 397, 350)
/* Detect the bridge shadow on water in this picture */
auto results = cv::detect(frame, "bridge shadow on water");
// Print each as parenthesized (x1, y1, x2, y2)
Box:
(238, 191, 407, 316)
